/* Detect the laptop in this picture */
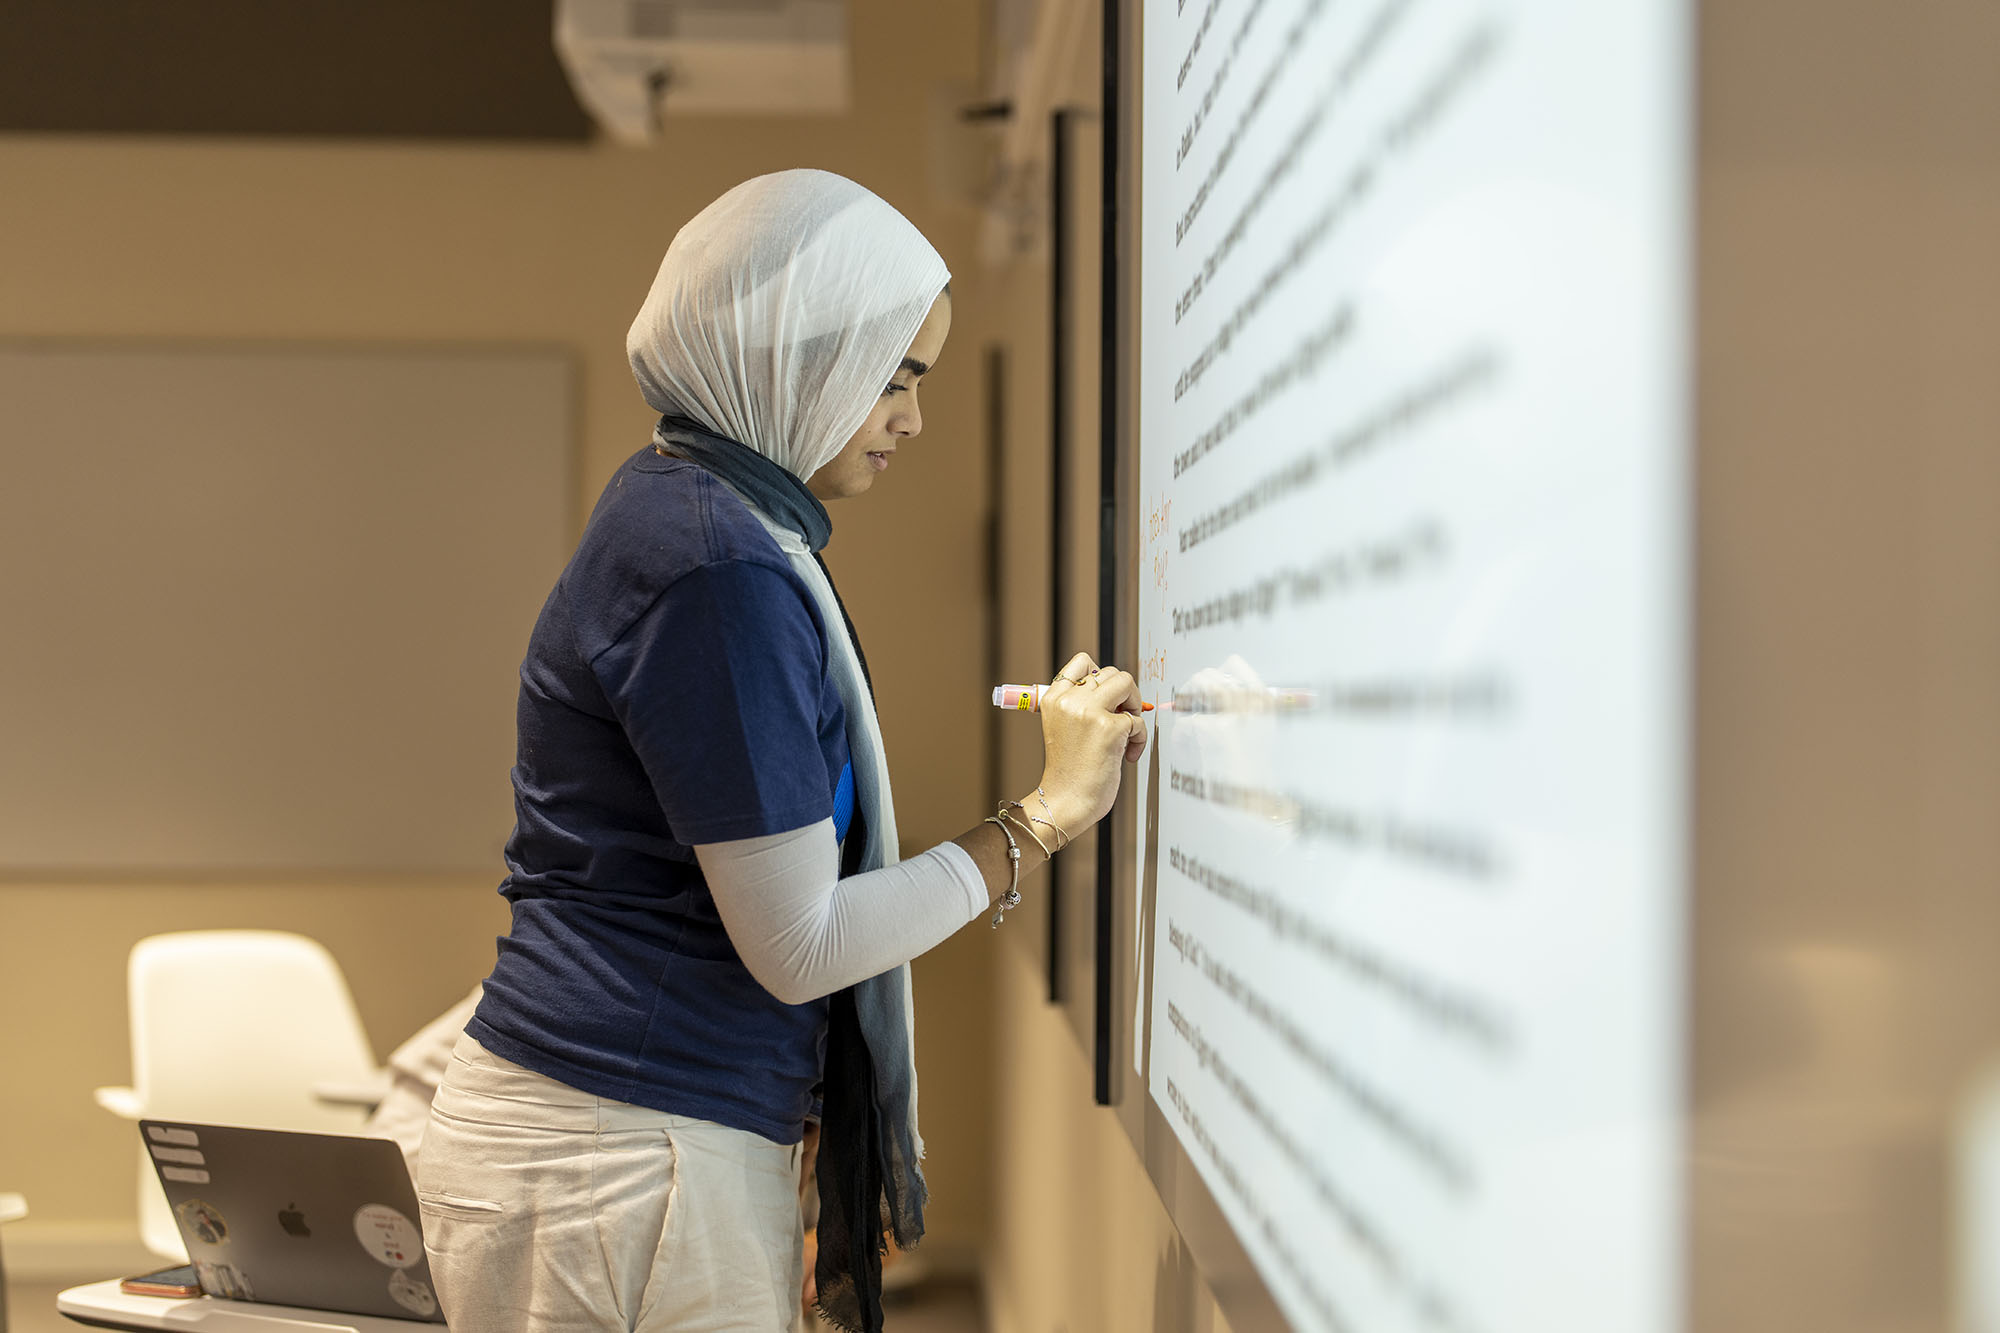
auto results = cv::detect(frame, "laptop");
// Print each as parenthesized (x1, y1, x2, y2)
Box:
(139, 1119, 448, 1323)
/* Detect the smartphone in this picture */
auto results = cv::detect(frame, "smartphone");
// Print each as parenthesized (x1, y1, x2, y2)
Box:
(119, 1263, 202, 1298)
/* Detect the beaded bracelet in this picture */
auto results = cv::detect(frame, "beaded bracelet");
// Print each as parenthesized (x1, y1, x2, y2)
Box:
(982, 814, 1023, 928)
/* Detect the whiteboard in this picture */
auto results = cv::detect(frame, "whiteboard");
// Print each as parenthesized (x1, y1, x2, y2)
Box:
(0, 343, 572, 873)
(1128, 2, 1691, 1331)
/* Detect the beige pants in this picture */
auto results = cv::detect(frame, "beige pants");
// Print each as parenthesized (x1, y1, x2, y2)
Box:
(418, 1034, 806, 1332)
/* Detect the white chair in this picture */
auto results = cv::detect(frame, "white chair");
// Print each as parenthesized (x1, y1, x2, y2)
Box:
(0, 1193, 25, 1333)
(94, 931, 388, 1261)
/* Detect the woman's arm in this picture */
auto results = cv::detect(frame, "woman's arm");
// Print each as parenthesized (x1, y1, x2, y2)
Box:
(698, 825, 987, 1004)
(699, 654, 1145, 1004)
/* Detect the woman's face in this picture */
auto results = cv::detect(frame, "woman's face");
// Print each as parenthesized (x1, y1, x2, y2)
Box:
(807, 293, 953, 502)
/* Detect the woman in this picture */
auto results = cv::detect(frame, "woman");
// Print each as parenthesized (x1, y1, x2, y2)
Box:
(416, 169, 1144, 1333)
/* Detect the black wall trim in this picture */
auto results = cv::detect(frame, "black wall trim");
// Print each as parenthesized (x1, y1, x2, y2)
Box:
(1047, 105, 1082, 1006)
(1093, 0, 1123, 1107)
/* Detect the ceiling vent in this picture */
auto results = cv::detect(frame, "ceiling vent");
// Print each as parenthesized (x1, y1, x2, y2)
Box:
(554, 0, 849, 144)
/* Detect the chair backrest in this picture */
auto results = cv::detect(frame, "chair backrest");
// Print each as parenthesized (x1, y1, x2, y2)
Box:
(128, 930, 378, 1131)
(123, 930, 383, 1260)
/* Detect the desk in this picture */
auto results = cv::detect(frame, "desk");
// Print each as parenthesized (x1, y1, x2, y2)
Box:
(57, 1281, 439, 1331)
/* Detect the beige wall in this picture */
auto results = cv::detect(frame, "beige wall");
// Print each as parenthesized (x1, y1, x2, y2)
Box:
(0, 6, 1236, 1331)
(1685, 3, 2000, 1328)
(0, 0, 1004, 1276)
(983, 944, 1236, 1333)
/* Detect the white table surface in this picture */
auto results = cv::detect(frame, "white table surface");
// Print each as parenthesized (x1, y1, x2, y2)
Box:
(56, 1279, 441, 1331)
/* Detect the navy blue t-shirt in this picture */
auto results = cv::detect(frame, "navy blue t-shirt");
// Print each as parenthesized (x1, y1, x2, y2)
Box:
(469, 446, 855, 1144)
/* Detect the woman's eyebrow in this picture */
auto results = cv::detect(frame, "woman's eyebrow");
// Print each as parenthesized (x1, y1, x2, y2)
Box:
(899, 356, 931, 377)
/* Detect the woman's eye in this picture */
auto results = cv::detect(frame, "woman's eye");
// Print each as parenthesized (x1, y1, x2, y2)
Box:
(883, 383, 904, 396)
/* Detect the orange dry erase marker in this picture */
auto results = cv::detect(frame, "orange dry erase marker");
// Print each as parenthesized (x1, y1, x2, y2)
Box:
(991, 684, 1154, 713)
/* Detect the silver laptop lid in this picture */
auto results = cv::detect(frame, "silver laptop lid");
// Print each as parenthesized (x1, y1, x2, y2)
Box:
(140, 1120, 446, 1324)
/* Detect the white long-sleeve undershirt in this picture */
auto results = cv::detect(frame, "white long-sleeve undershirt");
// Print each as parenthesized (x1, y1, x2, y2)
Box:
(695, 821, 989, 1006)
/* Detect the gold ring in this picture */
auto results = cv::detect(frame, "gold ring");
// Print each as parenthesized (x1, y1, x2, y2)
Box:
(1054, 672, 1085, 686)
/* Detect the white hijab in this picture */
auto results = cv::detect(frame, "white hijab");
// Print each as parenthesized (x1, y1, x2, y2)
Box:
(626, 168, 952, 482)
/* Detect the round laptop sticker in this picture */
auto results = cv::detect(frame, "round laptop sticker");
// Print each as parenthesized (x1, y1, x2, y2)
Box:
(353, 1203, 423, 1268)
(388, 1267, 438, 1317)
(175, 1199, 229, 1245)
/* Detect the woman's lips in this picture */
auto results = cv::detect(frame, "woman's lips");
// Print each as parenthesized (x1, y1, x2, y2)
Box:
(867, 451, 892, 471)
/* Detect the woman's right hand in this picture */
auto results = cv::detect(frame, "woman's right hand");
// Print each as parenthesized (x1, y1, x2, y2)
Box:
(1036, 652, 1149, 833)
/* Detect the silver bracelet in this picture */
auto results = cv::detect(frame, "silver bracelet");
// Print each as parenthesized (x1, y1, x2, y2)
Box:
(1029, 816, 1069, 851)
(997, 805, 1052, 858)
(982, 814, 1023, 928)
(1033, 787, 1073, 851)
